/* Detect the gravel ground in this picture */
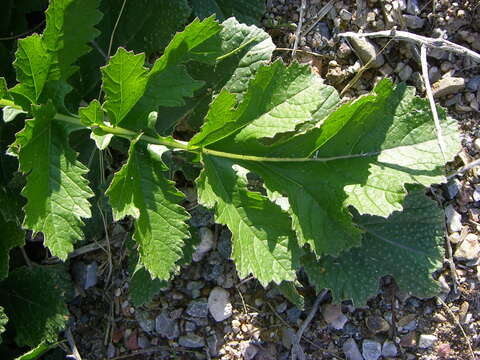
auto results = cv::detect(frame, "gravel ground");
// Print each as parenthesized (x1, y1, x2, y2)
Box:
(69, 1, 480, 359)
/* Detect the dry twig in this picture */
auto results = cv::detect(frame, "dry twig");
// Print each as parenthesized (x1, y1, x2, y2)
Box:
(292, 0, 307, 58)
(303, 0, 335, 36)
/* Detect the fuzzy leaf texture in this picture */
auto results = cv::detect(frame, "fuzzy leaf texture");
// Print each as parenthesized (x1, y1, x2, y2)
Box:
(10, 104, 93, 259)
(10, 0, 102, 105)
(303, 188, 445, 305)
(0, 266, 71, 347)
(199, 73, 459, 258)
(106, 138, 190, 280)
(197, 155, 301, 285)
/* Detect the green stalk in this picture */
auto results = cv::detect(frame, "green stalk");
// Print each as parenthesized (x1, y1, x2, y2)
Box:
(0, 99, 377, 163)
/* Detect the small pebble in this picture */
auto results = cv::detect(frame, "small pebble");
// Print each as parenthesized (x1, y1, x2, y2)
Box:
(362, 340, 382, 360)
(467, 76, 480, 92)
(192, 227, 215, 262)
(432, 77, 466, 98)
(454, 233, 480, 262)
(382, 341, 398, 357)
(445, 205, 462, 233)
(322, 304, 348, 330)
(239, 341, 259, 360)
(179, 333, 205, 349)
(398, 64, 413, 81)
(403, 14, 425, 29)
(208, 287, 233, 322)
(418, 334, 438, 349)
(186, 299, 209, 318)
(343, 338, 363, 360)
(366, 315, 390, 334)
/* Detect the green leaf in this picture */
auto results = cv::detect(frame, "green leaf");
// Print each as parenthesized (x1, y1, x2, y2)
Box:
(102, 17, 222, 129)
(10, 0, 102, 105)
(277, 281, 304, 310)
(79, 99, 103, 127)
(0, 306, 7, 345)
(189, 0, 265, 25)
(15, 341, 59, 360)
(190, 61, 339, 148)
(0, 266, 71, 347)
(0, 215, 25, 281)
(11, 104, 93, 259)
(129, 263, 168, 307)
(199, 77, 458, 257)
(106, 138, 190, 280)
(98, 0, 192, 54)
(197, 154, 300, 285)
(303, 189, 445, 305)
(157, 17, 275, 134)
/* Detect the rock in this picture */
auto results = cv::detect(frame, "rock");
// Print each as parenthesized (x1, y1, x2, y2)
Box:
(454, 234, 480, 262)
(186, 280, 204, 299)
(72, 261, 98, 290)
(403, 14, 425, 29)
(429, 66, 441, 83)
(192, 227, 215, 262)
(400, 332, 417, 348)
(208, 287, 232, 322)
(125, 330, 139, 351)
(348, 37, 385, 68)
(184, 321, 196, 332)
(342, 338, 363, 360)
(406, 0, 420, 14)
(366, 315, 390, 334)
(217, 228, 232, 259)
(382, 341, 397, 357)
(432, 77, 466, 98)
(155, 312, 180, 339)
(276, 302, 287, 314)
(107, 343, 116, 358)
(340, 9, 352, 21)
(189, 205, 214, 228)
(186, 299, 209, 318)
(445, 205, 463, 233)
(446, 179, 461, 199)
(207, 334, 219, 357)
(437, 343, 451, 358)
(398, 64, 413, 81)
(281, 327, 295, 349)
(135, 311, 155, 333)
(362, 340, 381, 360)
(322, 304, 348, 330)
(418, 334, 438, 349)
(474, 186, 480, 202)
(467, 76, 480, 92)
(137, 336, 150, 349)
(240, 341, 259, 360)
(179, 333, 205, 348)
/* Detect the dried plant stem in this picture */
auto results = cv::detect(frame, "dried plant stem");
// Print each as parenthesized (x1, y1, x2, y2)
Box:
(292, 0, 307, 58)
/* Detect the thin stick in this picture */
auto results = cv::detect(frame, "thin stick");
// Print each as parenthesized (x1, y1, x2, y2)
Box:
(65, 327, 83, 360)
(292, 0, 307, 58)
(447, 158, 480, 179)
(303, 0, 335, 36)
(291, 289, 329, 360)
(437, 296, 475, 360)
(338, 29, 480, 63)
(420, 44, 447, 161)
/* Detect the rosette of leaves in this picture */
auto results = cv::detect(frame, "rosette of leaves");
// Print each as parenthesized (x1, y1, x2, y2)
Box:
(0, 0, 459, 325)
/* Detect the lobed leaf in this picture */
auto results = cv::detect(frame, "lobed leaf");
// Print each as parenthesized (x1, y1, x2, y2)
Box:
(106, 138, 190, 280)
(0, 266, 71, 347)
(303, 189, 445, 305)
(10, 104, 93, 259)
(197, 155, 301, 285)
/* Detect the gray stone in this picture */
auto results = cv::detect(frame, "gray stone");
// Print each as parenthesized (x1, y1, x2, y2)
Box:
(207, 334, 219, 357)
(432, 77, 466, 98)
(474, 186, 480, 202)
(185, 321, 196, 332)
(217, 228, 232, 259)
(189, 205, 214, 228)
(135, 311, 155, 333)
(240, 341, 259, 360)
(446, 179, 461, 199)
(186, 280, 204, 299)
(276, 302, 288, 314)
(208, 287, 232, 322)
(446, 205, 463, 233)
(467, 76, 480, 92)
(403, 14, 425, 29)
(323, 304, 348, 330)
(155, 312, 180, 339)
(192, 227, 215, 262)
(454, 234, 480, 262)
(418, 334, 438, 349)
(398, 64, 413, 81)
(179, 333, 205, 348)
(137, 336, 151, 349)
(349, 37, 385, 68)
(186, 299, 209, 318)
(382, 341, 397, 357)
(429, 66, 441, 83)
(340, 9, 352, 21)
(406, 0, 420, 14)
(107, 343, 116, 358)
(72, 261, 98, 290)
(362, 340, 382, 360)
(366, 315, 390, 334)
(343, 338, 363, 360)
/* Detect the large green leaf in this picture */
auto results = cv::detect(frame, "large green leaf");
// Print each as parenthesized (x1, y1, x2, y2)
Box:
(101, 17, 222, 130)
(157, 17, 275, 134)
(10, 104, 93, 259)
(189, 0, 265, 25)
(10, 0, 102, 105)
(197, 77, 459, 257)
(197, 155, 300, 285)
(303, 189, 445, 305)
(0, 306, 6, 345)
(0, 266, 71, 347)
(190, 60, 339, 148)
(0, 215, 25, 281)
(106, 138, 190, 280)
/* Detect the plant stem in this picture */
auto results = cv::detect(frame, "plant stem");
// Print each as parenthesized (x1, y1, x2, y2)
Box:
(0, 98, 377, 163)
